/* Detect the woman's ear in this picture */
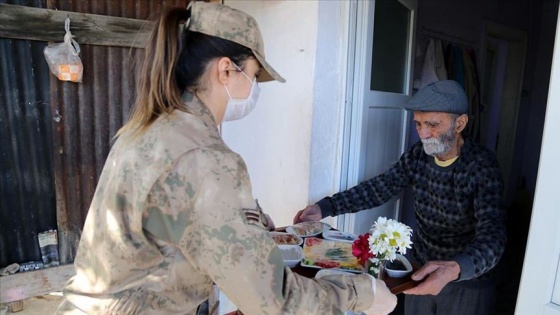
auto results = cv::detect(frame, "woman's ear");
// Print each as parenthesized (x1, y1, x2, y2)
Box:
(455, 114, 469, 133)
(217, 57, 233, 85)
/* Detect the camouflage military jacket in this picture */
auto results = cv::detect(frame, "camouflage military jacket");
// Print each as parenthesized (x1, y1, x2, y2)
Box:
(56, 93, 374, 315)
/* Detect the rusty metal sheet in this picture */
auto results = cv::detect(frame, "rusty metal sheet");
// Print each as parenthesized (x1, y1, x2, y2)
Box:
(47, 0, 189, 263)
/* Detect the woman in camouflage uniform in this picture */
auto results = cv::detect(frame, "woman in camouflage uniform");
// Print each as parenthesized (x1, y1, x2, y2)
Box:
(55, 2, 396, 314)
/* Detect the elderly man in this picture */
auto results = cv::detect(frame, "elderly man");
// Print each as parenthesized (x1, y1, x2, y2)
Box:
(294, 80, 506, 315)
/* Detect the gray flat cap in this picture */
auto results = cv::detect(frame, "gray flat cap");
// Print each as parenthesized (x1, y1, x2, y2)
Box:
(405, 80, 468, 114)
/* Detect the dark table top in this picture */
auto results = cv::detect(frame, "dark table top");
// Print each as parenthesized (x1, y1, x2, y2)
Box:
(225, 227, 419, 315)
(290, 263, 418, 294)
(275, 226, 419, 294)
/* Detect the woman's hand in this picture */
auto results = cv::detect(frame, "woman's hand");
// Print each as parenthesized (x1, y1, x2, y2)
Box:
(264, 214, 276, 231)
(363, 277, 397, 315)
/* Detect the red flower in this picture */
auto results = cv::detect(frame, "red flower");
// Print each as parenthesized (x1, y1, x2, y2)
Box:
(352, 233, 374, 264)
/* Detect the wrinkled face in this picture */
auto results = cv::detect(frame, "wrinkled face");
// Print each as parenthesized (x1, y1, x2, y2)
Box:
(413, 112, 458, 156)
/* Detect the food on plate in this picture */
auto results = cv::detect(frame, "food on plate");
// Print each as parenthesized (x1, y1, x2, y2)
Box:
(322, 230, 358, 242)
(301, 237, 364, 272)
(288, 222, 329, 237)
(271, 233, 303, 245)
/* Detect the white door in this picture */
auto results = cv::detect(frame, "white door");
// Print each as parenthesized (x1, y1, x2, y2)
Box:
(515, 5, 560, 314)
(341, 0, 417, 235)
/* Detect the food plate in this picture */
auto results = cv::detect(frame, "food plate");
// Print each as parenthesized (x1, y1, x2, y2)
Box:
(286, 222, 331, 237)
(270, 232, 303, 246)
(322, 230, 358, 243)
(301, 237, 364, 273)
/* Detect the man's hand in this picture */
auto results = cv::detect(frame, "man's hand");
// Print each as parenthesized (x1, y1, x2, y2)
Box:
(293, 204, 322, 223)
(403, 260, 460, 295)
(264, 214, 276, 231)
(363, 277, 397, 315)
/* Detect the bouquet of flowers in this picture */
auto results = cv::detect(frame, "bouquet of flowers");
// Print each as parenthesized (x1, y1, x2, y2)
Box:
(352, 217, 413, 277)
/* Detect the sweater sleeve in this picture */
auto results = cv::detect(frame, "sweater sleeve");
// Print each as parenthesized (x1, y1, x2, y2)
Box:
(318, 149, 415, 218)
(453, 156, 506, 281)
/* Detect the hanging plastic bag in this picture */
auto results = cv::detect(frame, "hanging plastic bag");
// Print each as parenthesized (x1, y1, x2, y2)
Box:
(44, 17, 83, 82)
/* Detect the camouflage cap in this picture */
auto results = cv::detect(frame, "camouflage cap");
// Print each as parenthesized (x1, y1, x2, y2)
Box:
(188, 1, 285, 83)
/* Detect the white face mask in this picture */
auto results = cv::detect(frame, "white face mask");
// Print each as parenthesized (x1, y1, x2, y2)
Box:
(222, 65, 260, 122)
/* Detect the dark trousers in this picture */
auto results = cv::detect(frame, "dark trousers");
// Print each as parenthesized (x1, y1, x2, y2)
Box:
(404, 283, 496, 315)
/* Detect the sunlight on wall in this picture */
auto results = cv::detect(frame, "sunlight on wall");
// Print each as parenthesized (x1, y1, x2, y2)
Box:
(222, 0, 319, 227)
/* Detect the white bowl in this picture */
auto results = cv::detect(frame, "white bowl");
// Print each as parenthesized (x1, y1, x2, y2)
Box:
(385, 254, 413, 278)
(286, 221, 331, 237)
(278, 245, 304, 268)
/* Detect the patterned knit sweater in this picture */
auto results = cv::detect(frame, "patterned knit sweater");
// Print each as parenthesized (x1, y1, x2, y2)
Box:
(317, 139, 506, 283)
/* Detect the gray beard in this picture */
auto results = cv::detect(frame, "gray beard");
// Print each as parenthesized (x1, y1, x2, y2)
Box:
(421, 125, 456, 157)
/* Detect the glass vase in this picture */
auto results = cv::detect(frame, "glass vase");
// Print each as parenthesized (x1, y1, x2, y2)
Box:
(366, 260, 386, 280)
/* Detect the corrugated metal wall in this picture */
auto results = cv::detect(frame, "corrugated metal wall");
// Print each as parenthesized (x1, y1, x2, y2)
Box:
(0, 0, 54, 268)
(1, 0, 189, 267)
(48, 0, 190, 264)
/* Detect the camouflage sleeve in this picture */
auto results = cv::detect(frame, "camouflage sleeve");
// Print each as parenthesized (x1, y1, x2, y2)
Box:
(146, 146, 375, 314)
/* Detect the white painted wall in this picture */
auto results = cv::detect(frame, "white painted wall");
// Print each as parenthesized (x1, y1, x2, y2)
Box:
(222, 1, 349, 228)
(307, 1, 351, 230)
(222, 0, 321, 228)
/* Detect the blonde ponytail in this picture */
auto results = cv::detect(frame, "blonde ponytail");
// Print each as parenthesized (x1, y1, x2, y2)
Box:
(117, 8, 190, 138)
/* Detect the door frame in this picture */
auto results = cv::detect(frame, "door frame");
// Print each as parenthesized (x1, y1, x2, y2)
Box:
(478, 21, 527, 205)
(515, 5, 560, 313)
(339, 0, 417, 232)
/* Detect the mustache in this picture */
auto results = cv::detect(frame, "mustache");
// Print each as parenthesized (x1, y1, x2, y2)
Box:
(421, 138, 440, 145)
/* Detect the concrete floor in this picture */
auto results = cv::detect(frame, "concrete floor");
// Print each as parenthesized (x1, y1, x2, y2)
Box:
(0, 293, 62, 315)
